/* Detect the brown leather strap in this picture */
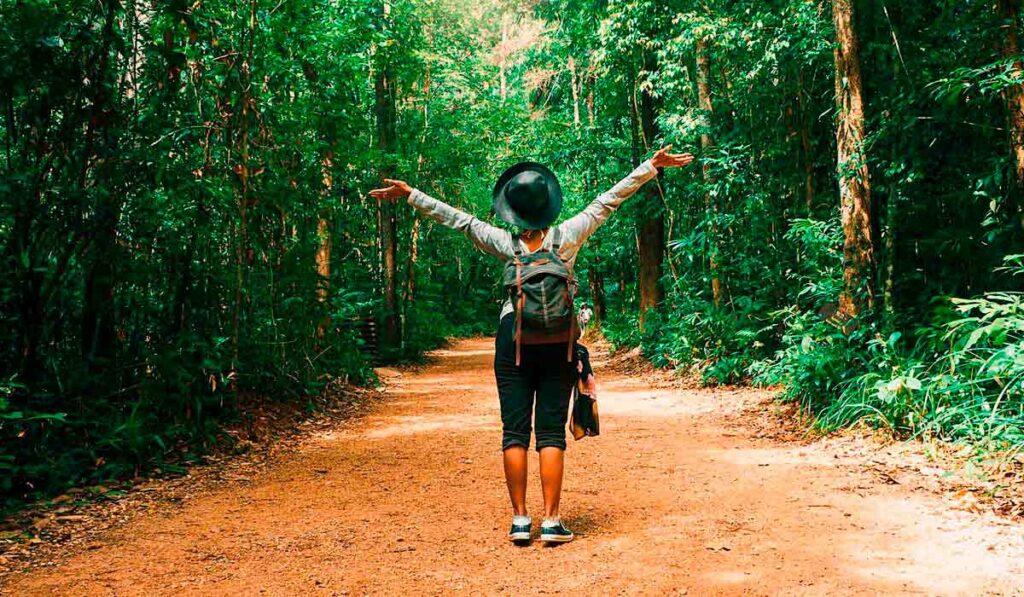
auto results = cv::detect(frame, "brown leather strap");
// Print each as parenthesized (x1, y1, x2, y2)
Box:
(565, 284, 575, 362)
(515, 260, 523, 367)
(511, 230, 523, 257)
(568, 264, 579, 362)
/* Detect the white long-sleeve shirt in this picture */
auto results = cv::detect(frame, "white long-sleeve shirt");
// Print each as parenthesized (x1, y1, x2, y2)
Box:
(407, 160, 660, 318)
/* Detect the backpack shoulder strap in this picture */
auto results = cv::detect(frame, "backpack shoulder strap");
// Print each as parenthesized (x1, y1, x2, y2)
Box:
(550, 227, 562, 251)
(511, 230, 523, 258)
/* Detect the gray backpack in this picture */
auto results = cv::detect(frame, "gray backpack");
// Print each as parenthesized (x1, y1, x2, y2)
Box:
(503, 228, 579, 366)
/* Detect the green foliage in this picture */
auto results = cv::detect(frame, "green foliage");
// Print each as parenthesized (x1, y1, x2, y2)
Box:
(3, 0, 1024, 508)
(754, 313, 878, 414)
(0, 0, 503, 508)
(756, 255, 1024, 453)
(567, 0, 1024, 454)
(820, 261, 1024, 449)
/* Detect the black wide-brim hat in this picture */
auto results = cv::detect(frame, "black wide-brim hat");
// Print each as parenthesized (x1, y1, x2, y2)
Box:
(492, 162, 563, 229)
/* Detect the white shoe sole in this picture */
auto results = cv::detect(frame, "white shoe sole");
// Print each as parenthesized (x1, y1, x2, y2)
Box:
(540, 533, 573, 543)
(509, 532, 531, 541)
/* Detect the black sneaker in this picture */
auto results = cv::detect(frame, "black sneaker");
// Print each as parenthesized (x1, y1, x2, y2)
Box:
(509, 520, 532, 543)
(539, 521, 574, 544)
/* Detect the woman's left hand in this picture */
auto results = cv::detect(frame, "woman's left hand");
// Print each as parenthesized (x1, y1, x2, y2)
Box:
(651, 145, 695, 170)
(369, 178, 413, 201)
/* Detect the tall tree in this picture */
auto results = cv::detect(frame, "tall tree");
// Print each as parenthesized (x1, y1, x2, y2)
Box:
(696, 35, 722, 308)
(376, 0, 401, 356)
(315, 155, 333, 339)
(832, 0, 874, 318)
(999, 0, 1024, 230)
(637, 53, 664, 325)
(81, 0, 122, 371)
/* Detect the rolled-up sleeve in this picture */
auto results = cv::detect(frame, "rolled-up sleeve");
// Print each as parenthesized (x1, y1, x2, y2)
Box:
(558, 160, 659, 249)
(408, 189, 512, 259)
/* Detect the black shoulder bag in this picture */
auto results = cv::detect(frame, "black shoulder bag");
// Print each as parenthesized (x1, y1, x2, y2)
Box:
(570, 344, 599, 440)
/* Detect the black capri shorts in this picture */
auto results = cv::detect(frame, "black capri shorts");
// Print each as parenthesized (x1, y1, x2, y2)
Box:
(494, 314, 577, 451)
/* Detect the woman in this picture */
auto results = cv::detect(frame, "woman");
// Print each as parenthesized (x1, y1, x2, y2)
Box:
(370, 146, 694, 544)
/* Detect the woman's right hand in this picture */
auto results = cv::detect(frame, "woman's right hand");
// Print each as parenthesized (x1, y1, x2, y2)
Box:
(651, 145, 695, 170)
(369, 178, 413, 201)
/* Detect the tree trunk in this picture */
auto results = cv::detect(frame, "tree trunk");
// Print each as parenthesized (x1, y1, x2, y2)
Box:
(627, 67, 640, 165)
(83, 210, 118, 365)
(588, 258, 607, 323)
(499, 18, 508, 101)
(315, 218, 331, 340)
(316, 157, 333, 312)
(797, 70, 815, 212)
(401, 217, 420, 350)
(833, 0, 875, 319)
(1000, 0, 1024, 230)
(17, 208, 43, 381)
(881, 51, 902, 328)
(314, 155, 334, 344)
(636, 54, 664, 327)
(82, 0, 121, 369)
(569, 56, 581, 128)
(376, 1, 400, 356)
(587, 73, 596, 127)
(882, 175, 897, 325)
(228, 0, 258, 367)
(696, 37, 722, 308)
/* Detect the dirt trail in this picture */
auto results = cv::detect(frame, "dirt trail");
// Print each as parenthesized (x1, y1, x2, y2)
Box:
(5, 337, 1024, 596)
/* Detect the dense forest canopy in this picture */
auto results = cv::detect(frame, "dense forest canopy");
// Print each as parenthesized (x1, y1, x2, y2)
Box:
(1, 0, 1023, 507)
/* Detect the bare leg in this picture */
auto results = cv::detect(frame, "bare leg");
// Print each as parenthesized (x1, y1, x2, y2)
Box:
(503, 446, 528, 516)
(538, 447, 565, 519)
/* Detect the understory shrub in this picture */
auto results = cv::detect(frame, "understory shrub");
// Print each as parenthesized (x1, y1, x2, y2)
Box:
(757, 256, 1024, 452)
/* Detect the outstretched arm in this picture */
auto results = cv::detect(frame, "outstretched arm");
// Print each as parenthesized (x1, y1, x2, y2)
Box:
(369, 178, 512, 259)
(559, 146, 695, 248)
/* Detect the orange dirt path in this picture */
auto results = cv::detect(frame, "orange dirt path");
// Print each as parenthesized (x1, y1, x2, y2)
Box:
(5, 337, 1024, 595)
